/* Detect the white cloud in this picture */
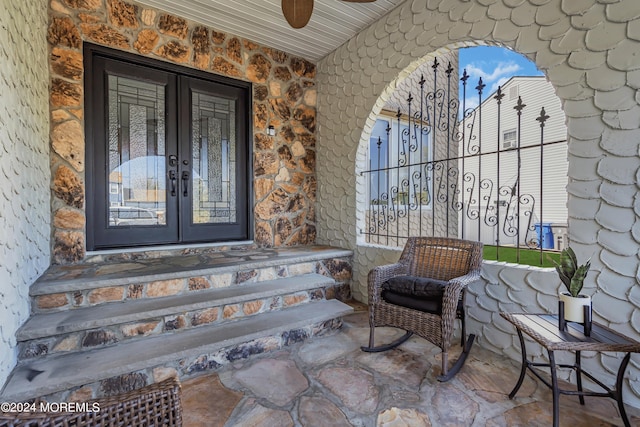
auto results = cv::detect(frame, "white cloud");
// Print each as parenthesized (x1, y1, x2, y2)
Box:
(465, 61, 521, 85)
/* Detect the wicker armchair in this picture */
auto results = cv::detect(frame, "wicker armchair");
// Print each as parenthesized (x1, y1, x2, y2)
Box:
(362, 237, 483, 381)
(0, 377, 182, 427)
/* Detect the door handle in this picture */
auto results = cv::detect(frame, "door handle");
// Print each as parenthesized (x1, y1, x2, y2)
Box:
(182, 171, 189, 197)
(169, 170, 176, 196)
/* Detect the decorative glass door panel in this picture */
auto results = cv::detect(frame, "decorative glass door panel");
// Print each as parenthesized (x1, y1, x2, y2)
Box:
(179, 76, 248, 243)
(107, 75, 167, 228)
(191, 92, 236, 224)
(86, 45, 249, 250)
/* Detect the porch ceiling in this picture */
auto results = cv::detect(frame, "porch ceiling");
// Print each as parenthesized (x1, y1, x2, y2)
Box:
(133, 0, 406, 62)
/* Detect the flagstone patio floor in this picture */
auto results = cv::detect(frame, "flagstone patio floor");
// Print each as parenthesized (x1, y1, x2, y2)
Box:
(181, 302, 640, 426)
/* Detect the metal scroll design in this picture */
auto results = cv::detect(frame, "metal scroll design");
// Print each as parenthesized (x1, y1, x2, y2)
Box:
(363, 57, 557, 258)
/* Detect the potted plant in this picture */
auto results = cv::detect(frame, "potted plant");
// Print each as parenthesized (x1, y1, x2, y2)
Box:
(552, 247, 591, 323)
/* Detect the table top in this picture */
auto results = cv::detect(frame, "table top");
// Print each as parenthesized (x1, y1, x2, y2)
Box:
(500, 312, 640, 352)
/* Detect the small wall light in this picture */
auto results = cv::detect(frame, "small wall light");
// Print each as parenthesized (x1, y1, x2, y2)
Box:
(267, 125, 276, 136)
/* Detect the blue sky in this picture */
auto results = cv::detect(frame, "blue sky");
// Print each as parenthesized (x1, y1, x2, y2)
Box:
(459, 46, 543, 111)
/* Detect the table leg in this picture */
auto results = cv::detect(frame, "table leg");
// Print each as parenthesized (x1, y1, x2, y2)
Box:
(614, 353, 631, 427)
(575, 350, 585, 405)
(509, 328, 528, 399)
(548, 350, 559, 427)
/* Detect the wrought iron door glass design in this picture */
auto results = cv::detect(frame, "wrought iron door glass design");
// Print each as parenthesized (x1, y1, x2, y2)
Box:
(191, 92, 237, 224)
(107, 75, 166, 228)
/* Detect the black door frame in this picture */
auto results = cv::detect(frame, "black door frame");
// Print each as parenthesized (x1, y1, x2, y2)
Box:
(84, 43, 253, 250)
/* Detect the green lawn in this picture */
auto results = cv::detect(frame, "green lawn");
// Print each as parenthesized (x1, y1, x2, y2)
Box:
(483, 245, 560, 268)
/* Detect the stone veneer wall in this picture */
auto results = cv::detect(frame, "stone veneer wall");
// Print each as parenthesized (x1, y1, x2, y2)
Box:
(316, 0, 640, 407)
(0, 0, 51, 389)
(47, 0, 318, 264)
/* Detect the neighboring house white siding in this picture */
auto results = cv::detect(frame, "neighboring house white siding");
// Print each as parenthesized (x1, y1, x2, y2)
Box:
(460, 77, 568, 247)
(0, 0, 50, 388)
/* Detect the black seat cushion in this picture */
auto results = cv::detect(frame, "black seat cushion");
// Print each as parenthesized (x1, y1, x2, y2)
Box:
(381, 275, 460, 315)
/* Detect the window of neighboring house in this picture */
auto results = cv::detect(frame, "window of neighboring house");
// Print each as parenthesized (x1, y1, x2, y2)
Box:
(502, 128, 517, 150)
(509, 85, 519, 100)
(368, 116, 432, 209)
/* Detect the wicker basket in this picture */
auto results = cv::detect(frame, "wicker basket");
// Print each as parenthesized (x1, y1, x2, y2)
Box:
(0, 377, 182, 427)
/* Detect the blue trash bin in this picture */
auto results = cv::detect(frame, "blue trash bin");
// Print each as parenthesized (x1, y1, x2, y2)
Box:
(534, 222, 554, 249)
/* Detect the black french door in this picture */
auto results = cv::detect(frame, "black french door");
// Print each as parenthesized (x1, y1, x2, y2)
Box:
(85, 44, 251, 250)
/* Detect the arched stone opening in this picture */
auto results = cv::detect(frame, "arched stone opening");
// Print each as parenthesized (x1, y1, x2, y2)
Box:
(317, 0, 640, 406)
(353, 41, 498, 249)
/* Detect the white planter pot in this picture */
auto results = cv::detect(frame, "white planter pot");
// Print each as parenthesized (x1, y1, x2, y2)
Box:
(559, 293, 591, 323)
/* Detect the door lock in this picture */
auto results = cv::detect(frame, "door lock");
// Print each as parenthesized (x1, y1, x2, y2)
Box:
(169, 155, 178, 167)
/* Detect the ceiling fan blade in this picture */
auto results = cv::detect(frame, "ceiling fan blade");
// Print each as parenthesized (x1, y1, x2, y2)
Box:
(281, 0, 314, 29)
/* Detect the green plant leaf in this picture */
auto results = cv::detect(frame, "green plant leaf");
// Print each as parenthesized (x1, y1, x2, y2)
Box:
(554, 266, 571, 291)
(562, 251, 576, 276)
(554, 248, 590, 296)
(568, 262, 590, 297)
(569, 278, 582, 297)
(567, 247, 578, 271)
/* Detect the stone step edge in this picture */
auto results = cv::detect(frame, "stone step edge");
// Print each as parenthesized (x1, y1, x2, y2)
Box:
(30, 248, 353, 296)
(18, 274, 335, 341)
(84, 241, 256, 263)
(1, 300, 354, 402)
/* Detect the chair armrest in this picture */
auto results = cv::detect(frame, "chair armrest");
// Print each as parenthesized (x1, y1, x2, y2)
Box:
(449, 268, 481, 289)
(442, 268, 482, 309)
(367, 262, 409, 304)
(440, 268, 482, 348)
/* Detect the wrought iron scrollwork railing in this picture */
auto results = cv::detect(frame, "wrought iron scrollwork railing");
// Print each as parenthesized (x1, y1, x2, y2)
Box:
(362, 58, 566, 264)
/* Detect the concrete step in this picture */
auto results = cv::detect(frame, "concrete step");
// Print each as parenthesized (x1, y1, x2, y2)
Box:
(17, 273, 334, 344)
(29, 246, 353, 314)
(16, 274, 336, 359)
(2, 299, 353, 402)
(31, 246, 353, 295)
